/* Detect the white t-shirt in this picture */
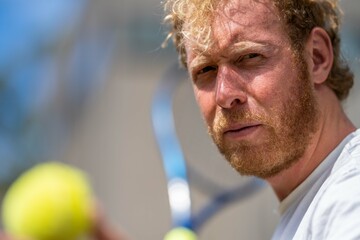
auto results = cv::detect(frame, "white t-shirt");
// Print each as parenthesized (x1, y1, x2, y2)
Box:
(272, 129, 360, 240)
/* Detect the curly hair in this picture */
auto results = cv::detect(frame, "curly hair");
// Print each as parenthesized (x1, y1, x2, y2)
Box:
(163, 0, 354, 100)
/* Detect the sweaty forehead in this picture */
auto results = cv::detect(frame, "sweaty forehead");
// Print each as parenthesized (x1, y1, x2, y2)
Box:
(214, 0, 280, 41)
(185, 0, 285, 64)
(220, 0, 275, 17)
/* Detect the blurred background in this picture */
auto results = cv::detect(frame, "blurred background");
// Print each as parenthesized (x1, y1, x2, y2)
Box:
(0, 0, 359, 239)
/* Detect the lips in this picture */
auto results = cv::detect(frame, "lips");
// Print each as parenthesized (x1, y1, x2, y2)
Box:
(224, 123, 260, 133)
(223, 123, 262, 139)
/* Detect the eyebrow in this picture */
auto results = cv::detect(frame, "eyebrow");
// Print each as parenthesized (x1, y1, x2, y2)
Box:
(189, 55, 212, 74)
(225, 41, 271, 56)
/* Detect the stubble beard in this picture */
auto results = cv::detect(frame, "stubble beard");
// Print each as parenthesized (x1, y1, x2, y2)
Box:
(208, 55, 320, 179)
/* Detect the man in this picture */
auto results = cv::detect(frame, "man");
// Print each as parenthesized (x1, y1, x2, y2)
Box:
(163, 0, 359, 239)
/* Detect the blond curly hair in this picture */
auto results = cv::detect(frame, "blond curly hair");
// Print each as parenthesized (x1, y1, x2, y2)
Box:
(163, 0, 353, 100)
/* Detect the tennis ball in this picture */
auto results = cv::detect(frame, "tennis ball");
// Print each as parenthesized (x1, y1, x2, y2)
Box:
(2, 161, 94, 240)
(164, 227, 197, 240)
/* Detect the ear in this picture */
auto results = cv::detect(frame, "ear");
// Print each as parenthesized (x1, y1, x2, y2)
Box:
(305, 27, 334, 85)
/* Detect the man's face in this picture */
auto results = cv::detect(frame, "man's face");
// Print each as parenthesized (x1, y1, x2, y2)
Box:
(185, 0, 319, 178)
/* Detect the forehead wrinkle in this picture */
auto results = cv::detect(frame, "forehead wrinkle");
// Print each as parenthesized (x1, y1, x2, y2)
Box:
(216, 0, 276, 27)
(212, 0, 282, 46)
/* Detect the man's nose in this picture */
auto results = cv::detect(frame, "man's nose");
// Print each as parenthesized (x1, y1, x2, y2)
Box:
(215, 65, 247, 109)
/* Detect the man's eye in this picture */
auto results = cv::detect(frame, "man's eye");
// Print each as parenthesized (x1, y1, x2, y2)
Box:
(237, 53, 261, 62)
(198, 66, 217, 75)
(245, 53, 260, 59)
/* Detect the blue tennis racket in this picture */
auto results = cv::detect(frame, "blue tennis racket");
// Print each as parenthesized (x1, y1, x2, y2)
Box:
(151, 63, 265, 238)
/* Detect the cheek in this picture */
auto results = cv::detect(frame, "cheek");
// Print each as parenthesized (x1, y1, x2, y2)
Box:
(249, 76, 280, 109)
(194, 87, 216, 126)
(250, 64, 297, 107)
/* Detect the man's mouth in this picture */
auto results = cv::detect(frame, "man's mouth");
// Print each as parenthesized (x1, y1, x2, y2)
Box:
(223, 123, 262, 139)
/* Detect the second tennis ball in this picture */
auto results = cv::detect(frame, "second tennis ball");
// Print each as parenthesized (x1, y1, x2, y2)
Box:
(164, 227, 197, 240)
(2, 161, 94, 240)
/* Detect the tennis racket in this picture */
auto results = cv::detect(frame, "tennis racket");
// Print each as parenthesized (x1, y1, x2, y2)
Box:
(151, 62, 266, 237)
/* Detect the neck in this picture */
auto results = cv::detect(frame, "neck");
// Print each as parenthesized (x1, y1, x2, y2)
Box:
(266, 87, 356, 201)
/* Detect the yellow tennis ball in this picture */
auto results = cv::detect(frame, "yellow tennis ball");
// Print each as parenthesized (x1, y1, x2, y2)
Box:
(164, 227, 197, 240)
(2, 161, 94, 240)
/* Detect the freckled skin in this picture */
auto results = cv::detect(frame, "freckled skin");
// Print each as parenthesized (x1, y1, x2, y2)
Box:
(187, 0, 298, 129)
(185, 0, 320, 180)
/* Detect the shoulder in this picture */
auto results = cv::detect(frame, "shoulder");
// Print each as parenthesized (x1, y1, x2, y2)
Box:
(315, 130, 360, 217)
(298, 131, 360, 239)
(308, 167, 360, 239)
(331, 129, 360, 182)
